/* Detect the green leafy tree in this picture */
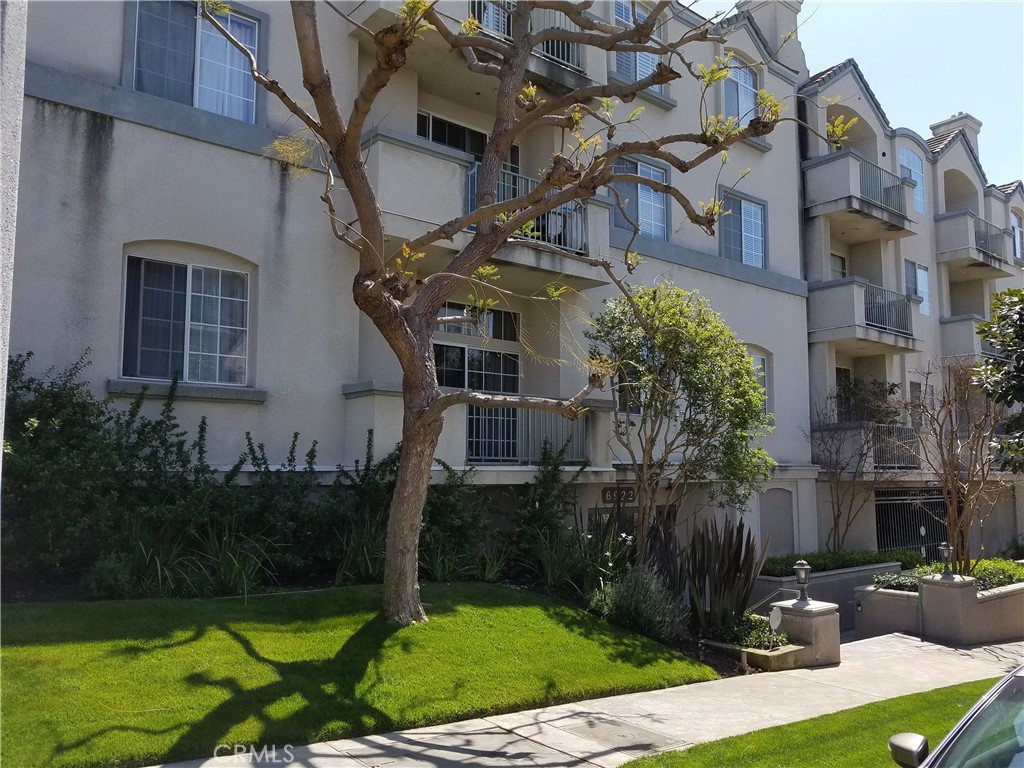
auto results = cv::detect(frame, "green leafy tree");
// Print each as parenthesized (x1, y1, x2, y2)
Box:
(587, 284, 775, 557)
(976, 288, 1024, 471)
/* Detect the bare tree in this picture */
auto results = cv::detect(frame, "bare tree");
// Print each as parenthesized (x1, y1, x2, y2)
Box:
(203, 0, 790, 624)
(807, 381, 910, 553)
(909, 358, 1012, 574)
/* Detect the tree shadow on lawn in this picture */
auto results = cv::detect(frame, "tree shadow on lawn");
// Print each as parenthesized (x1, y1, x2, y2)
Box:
(52, 612, 407, 766)
(540, 602, 701, 669)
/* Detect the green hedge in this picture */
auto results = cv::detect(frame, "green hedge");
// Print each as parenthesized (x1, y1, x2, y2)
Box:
(873, 558, 1024, 592)
(760, 549, 923, 578)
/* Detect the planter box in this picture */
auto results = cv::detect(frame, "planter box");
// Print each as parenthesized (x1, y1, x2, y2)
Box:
(704, 640, 806, 672)
(854, 579, 1024, 644)
(751, 561, 902, 630)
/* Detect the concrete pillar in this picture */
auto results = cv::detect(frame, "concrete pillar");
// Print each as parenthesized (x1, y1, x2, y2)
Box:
(1, 0, 29, 477)
(920, 574, 977, 646)
(772, 598, 841, 667)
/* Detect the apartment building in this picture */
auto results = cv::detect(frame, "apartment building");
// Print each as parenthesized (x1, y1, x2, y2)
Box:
(8, 1, 1023, 557)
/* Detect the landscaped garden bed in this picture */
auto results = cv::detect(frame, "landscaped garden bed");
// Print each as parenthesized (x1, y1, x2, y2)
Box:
(0, 582, 717, 768)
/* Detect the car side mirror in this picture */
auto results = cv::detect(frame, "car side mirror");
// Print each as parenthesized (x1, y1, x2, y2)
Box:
(889, 733, 929, 768)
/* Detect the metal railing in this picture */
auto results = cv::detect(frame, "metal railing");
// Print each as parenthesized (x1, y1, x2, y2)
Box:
(864, 284, 912, 336)
(466, 405, 588, 464)
(871, 424, 920, 469)
(875, 488, 946, 561)
(859, 159, 906, 216)
(467, 163, 588, 253)
(981, 337, 1009, 360)
(468, 2, 583, 71)
(973, 216, 1006, 260)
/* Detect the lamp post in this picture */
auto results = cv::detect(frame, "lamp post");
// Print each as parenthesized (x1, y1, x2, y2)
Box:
(938, 541, 953, 579)
(794, 559, 812, 602)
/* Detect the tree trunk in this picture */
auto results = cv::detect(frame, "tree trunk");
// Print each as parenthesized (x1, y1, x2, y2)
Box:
(381, 401, 444, 624)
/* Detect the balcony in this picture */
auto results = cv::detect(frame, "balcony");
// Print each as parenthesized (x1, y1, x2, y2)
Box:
(467, 163, 588, 254)
(808, 278, 921, 356)
(470, 2, 583, 72)
(348, 2, 589, 96)
(466, 405, 587, 464)
(811, 422, 920, 472)
(935, 211, 1016, 282)
(803, 151, 914, 243)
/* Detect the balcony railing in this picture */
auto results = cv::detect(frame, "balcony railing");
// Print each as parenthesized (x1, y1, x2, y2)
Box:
(859, 160, 906, 216)
(864, 284, 912, 336)
(467, 405, 588, 464)
(871, 424, 920, 469)
(981, 337, 1010, 361)
(467, 163, 588, 254)
(469, 1, 583, 71)
(973, 216, 1007, 260)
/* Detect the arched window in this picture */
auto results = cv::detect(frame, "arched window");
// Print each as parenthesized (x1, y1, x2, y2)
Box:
(725, 56, 759, 126)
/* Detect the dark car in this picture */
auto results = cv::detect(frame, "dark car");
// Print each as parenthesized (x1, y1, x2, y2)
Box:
(889, 666, 1024, 768)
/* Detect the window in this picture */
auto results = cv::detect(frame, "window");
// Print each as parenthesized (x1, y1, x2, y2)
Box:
(904, 260, 930, 316)
(614, 363, 643, 416)
(751, 355, 769, 416)
(433, 344, 520, 393)
(724, 61, 758, 126)
(899, 148, 926, 213)
(612, 158, 667, 240)
(468, 0, 512, 37)
(417, 112, 489, 163)
(123, 256, 249, 384)
(134, 1, 258, 123)
(831, 253, 848, 280)
(721, 194, 765, 268)
(613, 1, 662, 94)
(438, 302, 519, 341)
(1012, 211, 1024, 262)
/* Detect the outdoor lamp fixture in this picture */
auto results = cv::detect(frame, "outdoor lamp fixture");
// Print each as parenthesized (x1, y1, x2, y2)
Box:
(938, 542, 953, 578)
(794, 559, 812, 602)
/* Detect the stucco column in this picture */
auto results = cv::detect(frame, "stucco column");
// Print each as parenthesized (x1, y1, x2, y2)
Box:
(1, 0, 29, 479)
(772, 598, 841, 667)
(920, 574, 977, 646)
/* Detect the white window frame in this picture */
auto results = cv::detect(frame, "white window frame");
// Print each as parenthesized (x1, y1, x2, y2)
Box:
(612, 158, 668, 240)
(123, 256, 251, 386)
(905, 259, 930, 317)
(437, 301, 520, 341)
(1012, 210, 1024, 262)
(831, 253, 848, 280)
(613, 1, 663, 94)
(724, 60, 758, 126)
(751, 353, 770, 417)
(433, 342, 521, 394)
(721, 193, 766, 269)
(133, 1, 259, 124)
(899, 148, 926, 213)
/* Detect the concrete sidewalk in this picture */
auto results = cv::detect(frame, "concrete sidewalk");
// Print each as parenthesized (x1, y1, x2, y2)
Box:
(154, 633, 1023, 768)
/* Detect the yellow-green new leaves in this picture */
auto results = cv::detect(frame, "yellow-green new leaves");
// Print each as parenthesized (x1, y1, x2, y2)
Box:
(460, 14, 481, 35)
(203, 0, 232, 17)
(825, 113, 859, 149)
(398, 0, 432, 35)
(267, 135, 318, 178)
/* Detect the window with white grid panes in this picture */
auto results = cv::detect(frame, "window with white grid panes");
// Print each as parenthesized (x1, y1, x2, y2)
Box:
(724, 63, 757, 125)
(612, 158, 667, 240)
(613, 1, 662, 93)
(134, 1, 258, 123)
(123, 256, 249, 385)
(899, 148, 926, 213)
(438, 302, 519, 341)
(721, 194, 765, 268)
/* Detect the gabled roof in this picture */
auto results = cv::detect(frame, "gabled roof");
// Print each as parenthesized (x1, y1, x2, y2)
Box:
(714, 10, 800, 76)
(926, 127, 988, 185)
(799, 58, 891, 129)
(926, 130, 958, 154)
(995, 180, 1023, 197)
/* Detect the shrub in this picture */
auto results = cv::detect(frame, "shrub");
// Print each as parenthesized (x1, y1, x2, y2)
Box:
(684, 516, 767, 637)
(420, 460, 486, 582)
(710, 610, 788, 650)
(590, 564, 689, 646)
(761, 549, 923, 577)
(872, 558, 1024, 593)
(872, 572, 920, 592)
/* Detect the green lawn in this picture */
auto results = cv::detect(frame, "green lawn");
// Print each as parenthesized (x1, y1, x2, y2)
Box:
(1, 582, 716, 768)
(626, 678, 998, 768)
